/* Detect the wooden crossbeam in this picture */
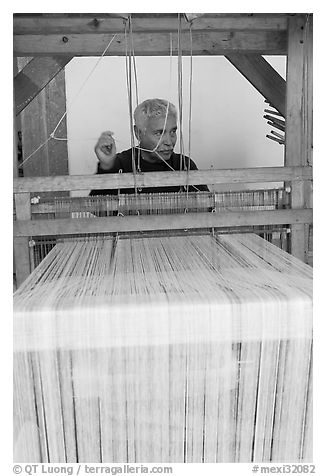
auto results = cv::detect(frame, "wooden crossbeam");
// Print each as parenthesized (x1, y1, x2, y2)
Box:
(13, 167, 312, 193)
(14, 56, 73, 115)
(13, 31, 287, 56)
(13, 14, 288, 35)
(225, 54, 286, 116)
(13, 209, 312, 237)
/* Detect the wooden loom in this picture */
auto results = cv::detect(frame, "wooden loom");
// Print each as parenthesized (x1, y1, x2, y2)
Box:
(13, 13, 313, 463)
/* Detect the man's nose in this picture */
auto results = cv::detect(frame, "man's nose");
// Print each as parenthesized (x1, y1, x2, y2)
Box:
(163, 134, 173, 146)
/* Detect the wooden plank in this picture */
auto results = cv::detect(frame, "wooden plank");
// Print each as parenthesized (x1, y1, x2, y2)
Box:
(13, 208, 312, 237)
(13, 85, 20, 288)
(13, 31, 287, 56)
(14, 192, 31, 222)
(14, 58, 30, 178)
(13, 14, 288, 35)
(13, 89, 18, 178)
(14, 193, 31, 286)
(291, 181, 307, 262)
(302, 16, 313, 168)
(20, 68, 69, 197)
(285, 15, 308, 167)
(285, 14, 312, 262)
(15, 56, 73, 115)
(13, 238, 31, 287)
(13, 166, 312, 193)
(44, 70, 70, 179)
(225, 54, 286, 116)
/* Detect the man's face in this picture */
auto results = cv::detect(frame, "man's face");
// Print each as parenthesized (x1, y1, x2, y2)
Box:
(136, 113, 177, 163)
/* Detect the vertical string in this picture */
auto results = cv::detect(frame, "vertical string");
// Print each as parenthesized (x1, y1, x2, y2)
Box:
(177, 14, 185, 175)
(20, 34, 117, 167)
(186, 21, 194, 197)
(129, 16, 141, 173)
(52, 34, 117, 140)
(124, 18, 138, 196)
(129, 16, 139, 108)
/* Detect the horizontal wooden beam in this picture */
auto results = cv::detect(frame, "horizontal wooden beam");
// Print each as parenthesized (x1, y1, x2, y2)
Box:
(225, 54, 286, 116)
(13, 31, 287, 56)
(14, 56, 73, 115)
(13, 14, 288, 35)
(13, 208, 312, 237)
(13, 167, 312, 193)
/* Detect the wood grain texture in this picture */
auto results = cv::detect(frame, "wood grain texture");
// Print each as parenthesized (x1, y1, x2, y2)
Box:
(15, 56, 73, 115)
(13, 14, 288, 35)
(285, 14, 313, 262)
(13, 208, 312, 237)
(13, 167, 312, 193)
(14, 193, 31, 286)
(13, 31, 287, 56)
(226, 54, 286, 115)
(20, 69, 69, 197)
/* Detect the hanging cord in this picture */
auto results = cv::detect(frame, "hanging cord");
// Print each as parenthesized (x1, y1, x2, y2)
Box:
(177, 13, 186, 176)
(175, 15, 200, 197)
(20, 21, 200, 194)
(107, 26, 202, 193)
(186, 21, 194, 198)
(129, 34, 172, 161)
(129, 15, 141, 172)
(122, 20, 173, 172)
(129, 16, 139, 108)
(138, 33, 182, 174)
(124, 17, 138, 195)
(52, 34, 117, 140)
(21, 22, 173, 178)
(20, 34, 118, 168)
(19, 136, 52, 167)
(148, 33, 187, 176)
(150, 150, 200, 193)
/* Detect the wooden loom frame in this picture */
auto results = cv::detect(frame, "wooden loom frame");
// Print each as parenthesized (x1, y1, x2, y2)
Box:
(13, 13, 313, 287)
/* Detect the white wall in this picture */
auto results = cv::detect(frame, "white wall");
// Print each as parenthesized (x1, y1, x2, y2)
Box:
(65, 55, 286, 192)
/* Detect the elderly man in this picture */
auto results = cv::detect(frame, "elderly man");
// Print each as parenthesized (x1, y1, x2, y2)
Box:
(90, 98, 208, 195)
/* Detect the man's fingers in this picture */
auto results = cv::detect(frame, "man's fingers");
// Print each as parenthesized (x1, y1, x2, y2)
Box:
(99, 132, 115, 143)
(97, 134, 115, 149)
(101, 130, 114, 139)
(101, 143, 113, 153)
(95, 131, 116, 160)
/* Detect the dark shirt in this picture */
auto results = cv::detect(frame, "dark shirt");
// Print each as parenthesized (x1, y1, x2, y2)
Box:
(90, 148, 208, 195)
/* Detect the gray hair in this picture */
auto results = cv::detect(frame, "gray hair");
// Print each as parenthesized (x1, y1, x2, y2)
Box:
(133, 99, 177, 131)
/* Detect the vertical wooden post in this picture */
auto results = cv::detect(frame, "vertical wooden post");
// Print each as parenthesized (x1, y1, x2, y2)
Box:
(13, 101, 18, 178)
(14, 59, 70, 286)
(285, 14, 313, 263)
(20, 67, 69, 198)
(13, 59, 19, 178)
(14, 193, 31, 287)
(13, 69, 19, 288)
